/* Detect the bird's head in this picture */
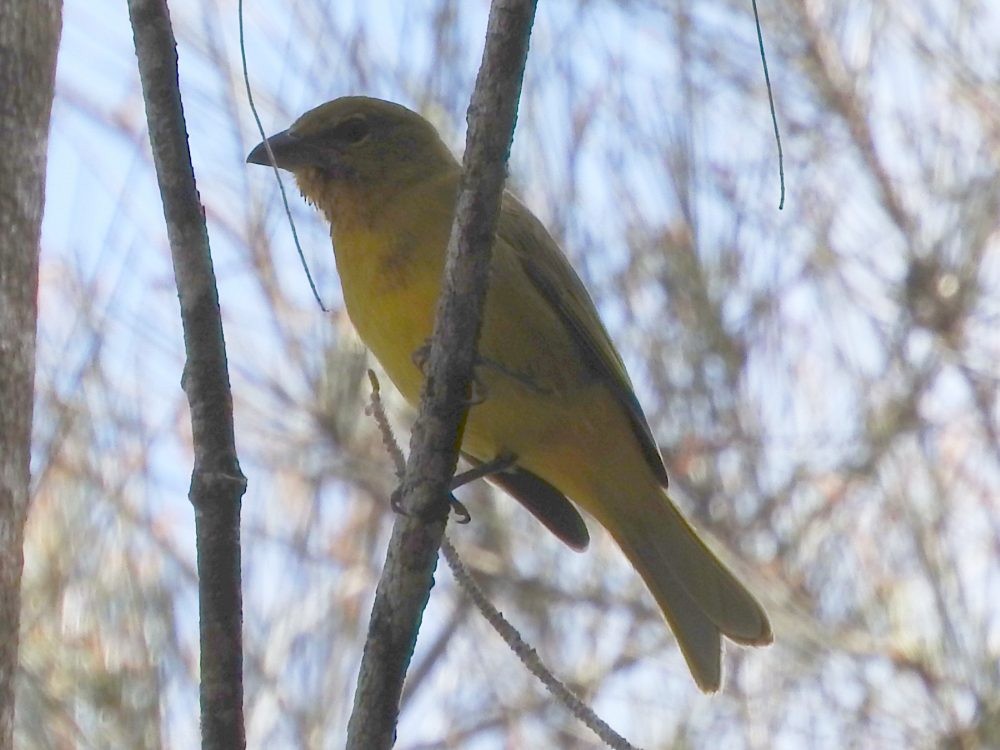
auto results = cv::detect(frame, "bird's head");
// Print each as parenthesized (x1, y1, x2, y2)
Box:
(247, 96, 459, 196)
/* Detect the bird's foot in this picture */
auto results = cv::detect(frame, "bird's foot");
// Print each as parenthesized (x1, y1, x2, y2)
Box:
(411, 340, 432, 375)
(466, 371, 488, 406)
(411, 339, 490, 406)
(389, 486, 471, 524)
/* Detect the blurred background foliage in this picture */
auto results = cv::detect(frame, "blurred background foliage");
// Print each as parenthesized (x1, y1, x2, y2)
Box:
(20, 0, 1000, 747)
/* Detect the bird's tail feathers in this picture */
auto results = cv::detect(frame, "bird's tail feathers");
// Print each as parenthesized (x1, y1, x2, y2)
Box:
(596, 484, 771, 692)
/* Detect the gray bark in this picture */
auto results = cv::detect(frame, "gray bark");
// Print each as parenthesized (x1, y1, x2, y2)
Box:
(128, 0, 247, 747)
(0, 0, 62, 746)
(345, 1, 538, 748)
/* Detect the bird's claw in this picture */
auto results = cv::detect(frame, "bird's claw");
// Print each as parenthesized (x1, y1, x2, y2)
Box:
(467, 372, 488, 406)
(389, 486, 472, 524)
(412, 340, 489, 406)
(449, 495, 471, 524)
(411, 341, 432, 375)
(390, 487, 408, 515)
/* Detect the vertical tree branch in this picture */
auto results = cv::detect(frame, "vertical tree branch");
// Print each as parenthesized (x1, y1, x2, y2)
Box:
(345, 1, 538, 748)
(0, 1, 61, 746)
(127, 1, 247, 748)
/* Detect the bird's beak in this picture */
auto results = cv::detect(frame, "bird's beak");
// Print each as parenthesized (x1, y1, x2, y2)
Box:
(246, 129, 320, 171)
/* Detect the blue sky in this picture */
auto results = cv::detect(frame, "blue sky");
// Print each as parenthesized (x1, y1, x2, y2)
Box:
(29, 0, 1000, 747)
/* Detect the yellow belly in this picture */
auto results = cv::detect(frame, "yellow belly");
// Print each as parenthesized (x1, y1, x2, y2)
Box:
(333, 224, 440, 403)
(331, 219, 644, 510)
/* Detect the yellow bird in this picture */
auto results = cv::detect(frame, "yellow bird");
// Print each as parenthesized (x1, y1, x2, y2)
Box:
(248, 96, 771, 691)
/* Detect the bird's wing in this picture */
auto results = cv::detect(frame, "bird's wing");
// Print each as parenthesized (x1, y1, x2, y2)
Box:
(496, 193, 668, 486)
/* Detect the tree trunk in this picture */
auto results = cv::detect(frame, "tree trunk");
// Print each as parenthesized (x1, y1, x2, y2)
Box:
(0, 0, 62, 745)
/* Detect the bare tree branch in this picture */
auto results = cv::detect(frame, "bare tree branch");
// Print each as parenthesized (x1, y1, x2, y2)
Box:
(345, 2, 538, 748)
(127, 1, 247, 747)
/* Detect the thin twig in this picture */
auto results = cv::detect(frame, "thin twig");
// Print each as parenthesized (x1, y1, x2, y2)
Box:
(238, 0, 326, 311)
(439, 540, 641, 750)
(365, 369, 406, 481)
(751, 0, 785, 209)
(365, 371, 640, 750)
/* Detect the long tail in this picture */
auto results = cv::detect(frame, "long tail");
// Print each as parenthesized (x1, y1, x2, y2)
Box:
(594, 485, 772, 691)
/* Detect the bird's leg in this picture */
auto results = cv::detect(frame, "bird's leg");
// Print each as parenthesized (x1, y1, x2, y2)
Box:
(387, 431, 514, 524)
(443, 453, 518, 525)
(451, 453, 518, 490)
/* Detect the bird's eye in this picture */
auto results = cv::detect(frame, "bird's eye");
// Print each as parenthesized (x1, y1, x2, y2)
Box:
(331, 115, 370, 144)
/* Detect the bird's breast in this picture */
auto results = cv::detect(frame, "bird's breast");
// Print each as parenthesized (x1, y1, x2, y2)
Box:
(332, 221, 445, 405)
